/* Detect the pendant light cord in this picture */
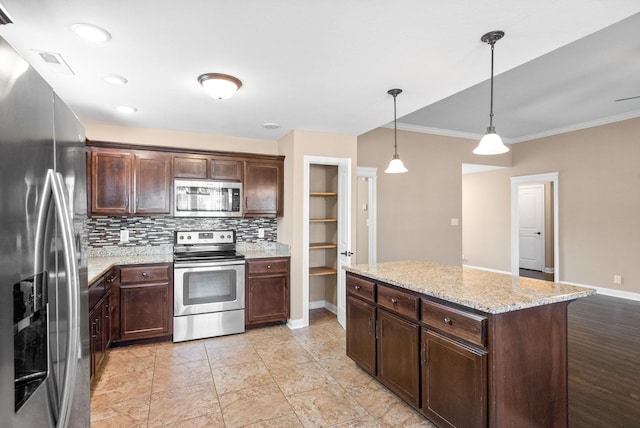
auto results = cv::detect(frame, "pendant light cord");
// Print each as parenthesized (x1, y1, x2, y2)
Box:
(488, 40, 495, 130)
(393, 93, 398, 155)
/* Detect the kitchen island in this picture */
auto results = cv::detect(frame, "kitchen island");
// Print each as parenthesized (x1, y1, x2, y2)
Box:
(344, 261, 595, 428)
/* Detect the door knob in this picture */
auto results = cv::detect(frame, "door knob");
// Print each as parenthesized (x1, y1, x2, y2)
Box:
(340, 251, 354, 256)
(535, 232, 541, 235)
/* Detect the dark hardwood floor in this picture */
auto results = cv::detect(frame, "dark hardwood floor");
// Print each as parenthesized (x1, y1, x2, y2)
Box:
(568, 294, 640, 427)
(520, 268, 555, 282)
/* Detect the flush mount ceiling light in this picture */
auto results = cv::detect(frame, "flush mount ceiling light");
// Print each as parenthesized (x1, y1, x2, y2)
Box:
(103, 74, 128, 85)
(473, 30, 510, 155)
(384, 89, 408, 174)
(71, 23, 111, 43)
(198, 73, 242, 100)
(116, 105, 137, 114)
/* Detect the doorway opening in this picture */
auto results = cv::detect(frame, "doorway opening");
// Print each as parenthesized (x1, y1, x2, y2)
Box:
(303, 156, 352, 329)
(511, 173, 559, 282)
(356, 166, 377, 265)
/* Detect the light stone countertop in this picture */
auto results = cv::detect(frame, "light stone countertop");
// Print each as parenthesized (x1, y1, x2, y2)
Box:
(88, 242, 290, 284)
(344, 260, 596, 314)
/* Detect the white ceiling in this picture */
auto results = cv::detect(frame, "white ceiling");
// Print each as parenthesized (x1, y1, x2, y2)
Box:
(1, 1, 639, 142)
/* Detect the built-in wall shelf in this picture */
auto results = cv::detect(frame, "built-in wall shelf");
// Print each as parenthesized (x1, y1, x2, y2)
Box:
(309, 266, 338, 276)
(310, 218, 337, 223)
(310, 242, 338, 249)
(310, 192, 337, 197)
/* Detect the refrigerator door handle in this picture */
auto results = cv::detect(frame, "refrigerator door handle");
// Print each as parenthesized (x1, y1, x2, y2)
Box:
(34, 169, 80, 428)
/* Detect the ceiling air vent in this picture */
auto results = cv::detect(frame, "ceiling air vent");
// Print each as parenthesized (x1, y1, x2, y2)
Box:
(0, 5, 14, 24)
(33, 50, 74, 75)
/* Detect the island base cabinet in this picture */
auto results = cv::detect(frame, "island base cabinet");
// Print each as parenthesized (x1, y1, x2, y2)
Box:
(377, 309, 421, 408)
(421, 329, 487, 428)
(346, 295, 376, 376)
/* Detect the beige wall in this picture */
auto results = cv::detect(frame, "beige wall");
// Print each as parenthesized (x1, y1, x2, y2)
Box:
(277, 130, 358, 322)
(463, 117, 640, 294)
(85, 122, 278, 154)
(357, 127, 510, 265)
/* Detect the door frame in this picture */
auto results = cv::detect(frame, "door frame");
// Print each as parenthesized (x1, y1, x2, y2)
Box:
(356, 166, 377, 264)
(302, 155, 352, 328)
(510, 172, 559, 281)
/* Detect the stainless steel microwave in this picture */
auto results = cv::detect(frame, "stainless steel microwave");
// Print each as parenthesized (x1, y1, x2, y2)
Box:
(174, 179, 242, 217)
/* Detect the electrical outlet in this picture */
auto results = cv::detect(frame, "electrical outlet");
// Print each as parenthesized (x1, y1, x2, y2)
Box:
(119, 229, 129, 243)
(451, 218, 459, 226)
(258, 228, 265, 238)
(613, 275, 623, 284)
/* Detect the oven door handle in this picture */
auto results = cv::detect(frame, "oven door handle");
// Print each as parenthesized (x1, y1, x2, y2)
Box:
(174, 260, 246, 270)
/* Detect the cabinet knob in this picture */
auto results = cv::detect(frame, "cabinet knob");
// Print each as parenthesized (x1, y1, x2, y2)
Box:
(443, 317, 452, 325)
(354, 285, 361, 290)
(267, 265, 271, 269)
(142, 272, 148, 277)
(391, 298, 398, 304)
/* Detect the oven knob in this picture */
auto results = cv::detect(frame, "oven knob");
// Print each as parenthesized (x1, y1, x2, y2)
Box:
(220, 234, 225, 239)
(187, 236, 192, 240)
(179, 236, 183, 240)
(227, 234, 231, 239)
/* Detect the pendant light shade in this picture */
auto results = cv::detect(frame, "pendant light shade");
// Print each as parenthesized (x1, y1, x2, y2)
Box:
(473, 30, 509, 155)
(385, 88, 408, 174)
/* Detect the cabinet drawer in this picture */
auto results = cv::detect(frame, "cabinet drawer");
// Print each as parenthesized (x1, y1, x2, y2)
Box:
(120, 265, 170, 284)
(346, 275, 375, 303)
(377, 285, 419, 320)
(421, 299, 487, 347)
(247, 258, 289, 275)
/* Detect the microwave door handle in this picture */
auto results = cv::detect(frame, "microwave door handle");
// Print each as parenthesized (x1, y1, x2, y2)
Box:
(228, 188, 232, 211)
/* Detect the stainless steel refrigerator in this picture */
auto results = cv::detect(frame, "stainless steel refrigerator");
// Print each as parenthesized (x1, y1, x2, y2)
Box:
(0, 36, 90, 427)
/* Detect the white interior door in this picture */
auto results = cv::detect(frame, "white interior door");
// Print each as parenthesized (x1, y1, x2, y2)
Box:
(336, 160, 351, 328)
(518, 184, 544, 271)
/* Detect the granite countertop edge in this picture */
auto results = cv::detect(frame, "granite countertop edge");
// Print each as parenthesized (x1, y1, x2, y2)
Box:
(344, 262, 596, 315)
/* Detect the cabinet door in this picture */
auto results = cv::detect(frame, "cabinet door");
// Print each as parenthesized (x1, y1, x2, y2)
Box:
(120, 282, 171, 341)
(377, 309, 421, 408)
(134, 152, 172, 214)
(174, 155, 208, 178)
(246, 274, 289, 325)
(89, 298, 107, 379)
(346, 295, 376, 376)
(210, 158, 243, 181)
(243, 160, 283, 217)
(422, 329, 487, 428)
(90, 149, 132, 215)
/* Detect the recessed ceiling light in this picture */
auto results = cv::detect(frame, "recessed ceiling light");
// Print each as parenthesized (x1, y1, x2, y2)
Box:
(103, 74, 128, 85)
(116, 105, 137, 114)
(262, 122, 280, 129)
(71, 23, 111, 43)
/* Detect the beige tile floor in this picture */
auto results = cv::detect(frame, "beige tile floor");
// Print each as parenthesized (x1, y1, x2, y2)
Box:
(91, 310, 435, 427)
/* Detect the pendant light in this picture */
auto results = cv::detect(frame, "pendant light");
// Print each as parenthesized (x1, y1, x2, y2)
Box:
(384, 89, 408, 173)
(473, 30, 509, 155)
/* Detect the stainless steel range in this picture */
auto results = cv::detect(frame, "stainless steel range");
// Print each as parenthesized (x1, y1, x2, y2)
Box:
(173, 230, 245, 342)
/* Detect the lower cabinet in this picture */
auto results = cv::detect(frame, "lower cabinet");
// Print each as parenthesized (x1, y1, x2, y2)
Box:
(245, 257, 290, 326)
(346, 295, 376, 376)
(345, 272, 489, 428)
(118, 264, 173, 342)
(89, 270, 114, 380)
(421, 329, 487, 428)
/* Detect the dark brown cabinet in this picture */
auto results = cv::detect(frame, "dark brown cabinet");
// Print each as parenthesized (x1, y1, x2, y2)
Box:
(243, 159, 283, 217)
(346, 295, 376, 375)
(173, 155, 243, 181)
(118, 264, 173, 342)
(89, 148, 132, 215)
(245, 257, 290, 326)
(134, 152, 172, 214)
(88, 147, 172, 215)
(89, 269, 116, 380)
(421, 329, 487, 428)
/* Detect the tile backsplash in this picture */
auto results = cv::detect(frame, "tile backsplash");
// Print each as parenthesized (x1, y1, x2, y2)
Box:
(87, 216, 277, 248)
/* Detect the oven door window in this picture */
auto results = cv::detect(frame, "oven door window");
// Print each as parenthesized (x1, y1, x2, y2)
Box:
(183, 269, 237, 305)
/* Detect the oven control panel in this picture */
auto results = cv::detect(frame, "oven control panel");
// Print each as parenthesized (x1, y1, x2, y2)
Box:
(175, 230, 235, 244)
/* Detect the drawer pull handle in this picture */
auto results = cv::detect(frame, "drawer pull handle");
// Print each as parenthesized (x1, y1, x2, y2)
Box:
(142, 272, 148, 277)
(354, 285, 361, 290)
(443, 317, 452, 325)
(391, 298, 398, 304)
(267, 265, 271, 269)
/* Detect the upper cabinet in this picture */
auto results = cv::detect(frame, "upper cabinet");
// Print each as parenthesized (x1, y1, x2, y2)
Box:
(173, 155, 243, 181)
(88, 147, 172, 216)
(243, 159, 284, 217)
(87, 141, 284, 218)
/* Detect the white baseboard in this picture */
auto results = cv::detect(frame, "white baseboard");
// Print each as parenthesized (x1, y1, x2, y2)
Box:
(309, 299, 338, 314)
(463, 264, 512, 275)
(559, 281, 640, 302)
(544, 267, 555, 274)
(287, 318, 306, 330)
